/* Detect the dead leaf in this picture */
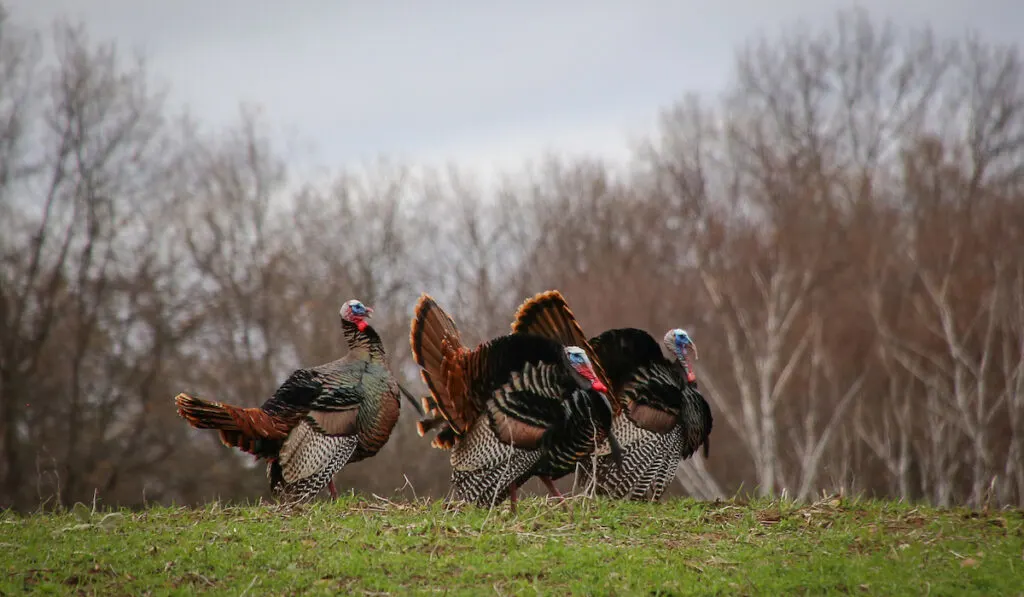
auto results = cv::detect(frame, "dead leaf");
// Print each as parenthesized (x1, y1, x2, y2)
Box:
(72, 503, 92, 523)
(97, 512, 124, 530)
(960, 558, 980, 568)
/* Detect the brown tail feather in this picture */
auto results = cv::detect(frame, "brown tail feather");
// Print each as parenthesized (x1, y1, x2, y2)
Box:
(511, 290, 591, 351)
(416, 415, 448, 437)
(409, 294, 476, 436)
(431, 426, 458, 449)
(175, 392, 293, 456)
(510, 290, 616, 411)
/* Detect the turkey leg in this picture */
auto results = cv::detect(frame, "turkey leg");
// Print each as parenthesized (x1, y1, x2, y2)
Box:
(328, 480, 338, 499)
(540, 476, 564, 501)
(508, 482, 519, 513)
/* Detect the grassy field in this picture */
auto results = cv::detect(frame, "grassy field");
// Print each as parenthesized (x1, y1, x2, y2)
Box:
(2, 494, 1022, 596)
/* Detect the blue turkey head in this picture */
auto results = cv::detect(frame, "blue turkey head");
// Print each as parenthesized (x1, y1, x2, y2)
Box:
(340, 299, 374, 331)
(564, 346, 607, 393)
(663, 328, 698, 382)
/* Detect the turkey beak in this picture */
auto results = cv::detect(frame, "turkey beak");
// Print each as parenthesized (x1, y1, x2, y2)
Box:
(355, 307, 373, 332)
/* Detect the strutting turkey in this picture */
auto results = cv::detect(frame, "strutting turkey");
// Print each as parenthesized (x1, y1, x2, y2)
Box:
(511, 290, 713, 501)
(174, 299, 404, 504)
(409, 293, 623, 510)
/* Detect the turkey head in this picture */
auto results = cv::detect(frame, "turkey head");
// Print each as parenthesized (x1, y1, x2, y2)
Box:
(340, 299, 374, 332)
(663, 328, 698, 384)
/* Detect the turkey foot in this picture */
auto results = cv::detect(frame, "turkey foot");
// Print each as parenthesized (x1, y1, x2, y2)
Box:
(540, 476, 566, 504)
(328, 480, 338, 500)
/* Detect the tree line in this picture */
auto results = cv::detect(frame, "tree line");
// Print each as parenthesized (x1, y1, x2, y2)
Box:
(2, 6, 1022, 511)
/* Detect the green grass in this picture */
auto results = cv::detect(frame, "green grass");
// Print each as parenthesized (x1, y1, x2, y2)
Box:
(2, 495, 1022, 596)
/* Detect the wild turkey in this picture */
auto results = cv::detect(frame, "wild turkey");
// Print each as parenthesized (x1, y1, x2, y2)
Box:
(512, 290, 712, 501)
(174, 299, 404, 504)
(409, 293, 622, 510)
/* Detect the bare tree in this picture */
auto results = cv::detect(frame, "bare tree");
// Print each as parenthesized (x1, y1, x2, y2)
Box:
(5, 7, 1024, 510)
(696, 235, 836, 497)
(0, 19, 214, 508)
(281, 161, 450, 497)
(998, 265, 1024, 505)
(0, 5, 43, 509)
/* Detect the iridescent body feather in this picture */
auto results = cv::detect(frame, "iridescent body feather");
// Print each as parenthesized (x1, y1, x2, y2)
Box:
(510, 291, 712, 501)
(175, 300, 402, 504)
(410, 294, 617, 509)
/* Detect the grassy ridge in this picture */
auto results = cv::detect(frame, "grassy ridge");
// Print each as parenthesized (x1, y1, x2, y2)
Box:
(2, 495, 1022, 596)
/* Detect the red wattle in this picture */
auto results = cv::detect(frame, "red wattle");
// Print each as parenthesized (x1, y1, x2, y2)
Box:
(592, 380, 608, 393)
(356, 320, 368, 332)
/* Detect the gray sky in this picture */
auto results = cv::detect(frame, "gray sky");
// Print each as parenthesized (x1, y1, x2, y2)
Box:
(10, 1, 1023, 178)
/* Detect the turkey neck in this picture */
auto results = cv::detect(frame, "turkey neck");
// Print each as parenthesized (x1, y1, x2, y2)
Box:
(342, 320, 388, 364)
(671, 354, 692, 383)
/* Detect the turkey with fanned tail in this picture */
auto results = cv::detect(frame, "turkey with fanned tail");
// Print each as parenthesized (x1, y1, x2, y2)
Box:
(174, 299, 414, 504)
(409, 293, 622, 510)
(510, 290, 712, 501)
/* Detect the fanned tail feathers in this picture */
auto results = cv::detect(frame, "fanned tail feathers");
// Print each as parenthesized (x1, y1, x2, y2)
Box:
(511, 290, 615, 410)
(415, 397, 460, 449)
(175, 393, 248, 431)
(415, 413, 447, 435)
(409, 294, 474, 441)
(410, 364, 459, 448)
(174, 393, 295, 457)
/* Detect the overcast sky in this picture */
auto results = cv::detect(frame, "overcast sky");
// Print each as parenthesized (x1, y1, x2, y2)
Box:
(10, 1, 1022, 178)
